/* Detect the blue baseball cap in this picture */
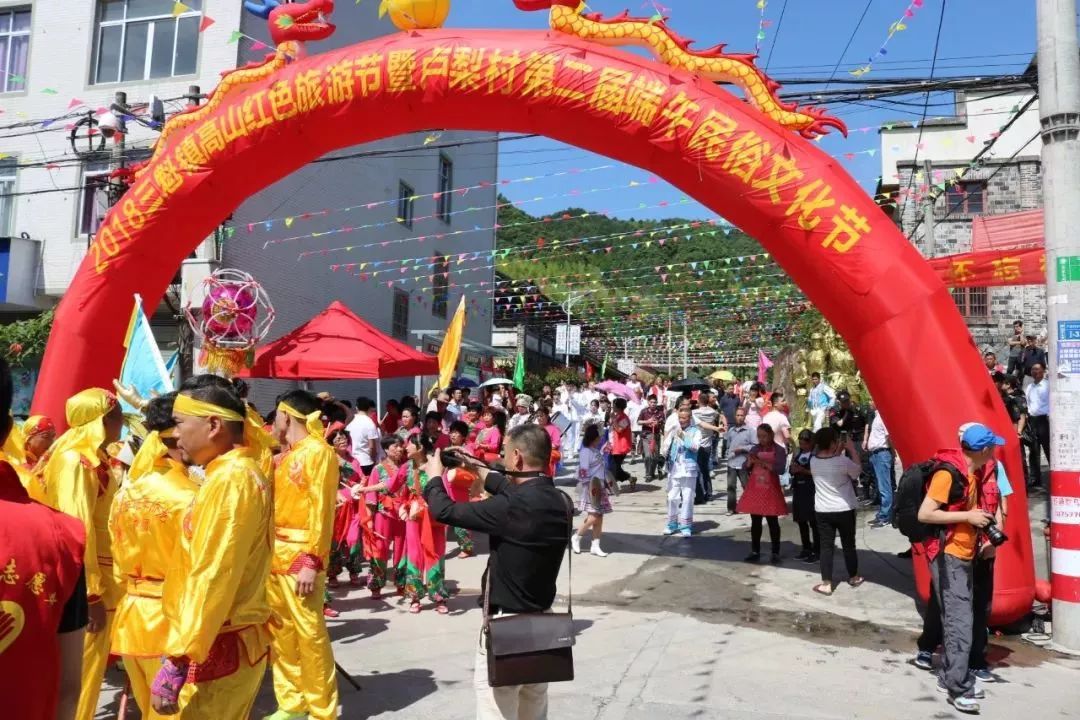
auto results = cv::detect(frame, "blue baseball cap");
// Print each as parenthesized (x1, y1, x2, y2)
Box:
(959, 423, 1006, 451)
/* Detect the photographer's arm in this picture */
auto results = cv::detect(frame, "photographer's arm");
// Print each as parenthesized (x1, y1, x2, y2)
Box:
(424, 478, 509, 534)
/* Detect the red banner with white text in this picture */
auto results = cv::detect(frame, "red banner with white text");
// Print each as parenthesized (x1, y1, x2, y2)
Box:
(927, 247, 1045, 287)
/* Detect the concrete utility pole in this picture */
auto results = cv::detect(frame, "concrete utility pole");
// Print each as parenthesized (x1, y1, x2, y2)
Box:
(922, 159, 937, 258)
(561, 290, 592, 367)
(1038, 0, 1080, 654)
(667, 314, 673, 375)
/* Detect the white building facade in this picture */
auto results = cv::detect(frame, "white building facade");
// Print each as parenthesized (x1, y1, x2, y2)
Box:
(877, 82, 1045, 354)
(0, 0, 498, 412)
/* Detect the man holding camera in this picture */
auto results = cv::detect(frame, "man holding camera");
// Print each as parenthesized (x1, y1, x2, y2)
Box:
(423, 424, 571, 720)
(915, 423, 1004, 715)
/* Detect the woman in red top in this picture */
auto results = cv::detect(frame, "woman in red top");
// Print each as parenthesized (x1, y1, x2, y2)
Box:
(534, 406, 562, 477)
(380, 399, 401, 435)
(470, 408, 506, 464)
(609, 398, 634, 490)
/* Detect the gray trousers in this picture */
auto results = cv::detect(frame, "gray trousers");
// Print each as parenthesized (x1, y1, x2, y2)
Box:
(726, 466, 748, 513)
(929, 551, 976, 698)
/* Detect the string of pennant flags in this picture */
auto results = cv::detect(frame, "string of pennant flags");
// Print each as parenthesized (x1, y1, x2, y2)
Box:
(274, 176, 666, 250)
(322, 220, 732, 275)
(849, 0, 926, 78)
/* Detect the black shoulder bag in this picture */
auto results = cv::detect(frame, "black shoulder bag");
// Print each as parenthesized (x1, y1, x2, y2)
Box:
(482, 488, 575, 687)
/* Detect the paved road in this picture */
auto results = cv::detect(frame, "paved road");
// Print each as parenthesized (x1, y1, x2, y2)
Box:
(97, 458, 1077, 719)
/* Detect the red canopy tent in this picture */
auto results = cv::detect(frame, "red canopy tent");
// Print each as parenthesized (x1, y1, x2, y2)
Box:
(242, 301, 439, 379)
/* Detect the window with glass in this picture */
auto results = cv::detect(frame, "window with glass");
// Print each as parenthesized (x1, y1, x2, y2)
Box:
(392, 289, 409, 339)
(92, 0, 202, 85)
(79, 159, 113, 236)
(431, 253, 449, 318)
(0, 8, 30, 93)
(398, 180, 415, 228)
(437, 154, 452, 222)
(943, 180, 987, 215)
(0, 157, 16, 236)
(951, 287, 989, 318)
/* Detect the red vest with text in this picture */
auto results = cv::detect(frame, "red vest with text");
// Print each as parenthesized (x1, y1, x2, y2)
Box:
(0, 461, 86, 720)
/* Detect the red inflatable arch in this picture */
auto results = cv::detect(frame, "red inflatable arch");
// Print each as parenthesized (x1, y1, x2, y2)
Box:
(32, 28, 1034, 623)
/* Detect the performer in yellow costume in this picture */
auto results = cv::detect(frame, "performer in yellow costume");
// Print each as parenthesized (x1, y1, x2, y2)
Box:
(109, 392, 198, 718)
(265, 390, 340, 720)
(152, 377, 273, 719)
(32, 388, 125, 720)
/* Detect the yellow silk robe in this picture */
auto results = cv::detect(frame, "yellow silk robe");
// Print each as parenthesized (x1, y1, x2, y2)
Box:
(272, 434, 338, 573)
(109, 457, 197, 717)
(163, 446, 272, 664)
(110, 456, 198, 653)
(268, 433, 340, 720)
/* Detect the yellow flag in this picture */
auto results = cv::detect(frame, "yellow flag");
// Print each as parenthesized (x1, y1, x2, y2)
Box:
(438, 296, 466, 389)
(172, 2, 191, 16)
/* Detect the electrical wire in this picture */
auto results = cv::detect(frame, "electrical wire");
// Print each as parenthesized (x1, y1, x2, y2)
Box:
(762, 0, 788, 72)
(896, 0, 950, 225)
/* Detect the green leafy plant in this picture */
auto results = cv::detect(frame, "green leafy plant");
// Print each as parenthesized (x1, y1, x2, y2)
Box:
(0, 310, 54, 366)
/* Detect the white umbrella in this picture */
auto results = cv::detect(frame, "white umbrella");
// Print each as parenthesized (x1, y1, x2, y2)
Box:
(481, 377, 515, 388)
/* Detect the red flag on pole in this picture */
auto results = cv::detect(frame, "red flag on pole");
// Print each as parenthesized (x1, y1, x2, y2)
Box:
(585, 361, 594, 381)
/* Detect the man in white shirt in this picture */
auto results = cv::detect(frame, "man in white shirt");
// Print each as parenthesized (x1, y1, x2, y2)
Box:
(626, 389, 645, 460)
(691, 389, 723, 503)
(863, 402, 893, 528)
(446, 387, 466, 421)
(346, 396, 382, 474)
(568, 382, 591, 459)
(1024, 363, 1050, 487)
(507, 395, 533, 432)
(626, 373, 644, 396)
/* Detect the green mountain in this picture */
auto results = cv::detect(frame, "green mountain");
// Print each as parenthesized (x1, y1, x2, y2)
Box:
(494, 195, 804, 364)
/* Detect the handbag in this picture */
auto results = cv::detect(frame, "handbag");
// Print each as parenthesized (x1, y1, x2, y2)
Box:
(483, 488, 575, 688)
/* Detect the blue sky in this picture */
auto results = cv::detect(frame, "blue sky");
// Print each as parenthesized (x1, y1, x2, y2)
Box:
(439, 0, 1037, 222)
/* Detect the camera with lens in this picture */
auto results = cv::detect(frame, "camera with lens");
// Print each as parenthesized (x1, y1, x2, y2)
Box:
(983, 517, 1008, 547)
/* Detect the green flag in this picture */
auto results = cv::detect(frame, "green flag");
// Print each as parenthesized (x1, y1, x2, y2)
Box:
(601, 354, 608, 378)
(513, 351, 525, 391)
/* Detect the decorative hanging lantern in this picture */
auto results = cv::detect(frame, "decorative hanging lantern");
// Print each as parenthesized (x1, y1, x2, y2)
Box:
(184, 268, 275, 377)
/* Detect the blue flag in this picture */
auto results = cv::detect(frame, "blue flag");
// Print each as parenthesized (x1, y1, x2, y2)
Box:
(119, 294, 173, 413)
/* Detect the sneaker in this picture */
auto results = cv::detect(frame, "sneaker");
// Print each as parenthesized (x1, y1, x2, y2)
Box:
(571, 533, 582, 554)
(590, 544, 609, 558)
(770, 553, 782, 565)
(803, 553, 819, 565)
(678, 525, 692, 537)
(913, 650, 933, 671)
(868, 519, 889, 529)
(744, 552, 761, 563)
(971, 668, 995, 683)
(937, 676, 985, 700)
(663, 521, 678, 536)
(948, 694, 981, 715)
(795, 549, 811, 561)
(323, 606, 340, 619)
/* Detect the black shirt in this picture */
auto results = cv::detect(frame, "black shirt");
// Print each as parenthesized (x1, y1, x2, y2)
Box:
(1021, 346, 1048, 377)
(425, 471, 570, 614)
(830, 405, 868, 441)
(718, 393, 740, 426)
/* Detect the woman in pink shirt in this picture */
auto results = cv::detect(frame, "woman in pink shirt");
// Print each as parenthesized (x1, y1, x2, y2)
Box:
(535, 406, 562, 477)
(470, 407, 506, 464)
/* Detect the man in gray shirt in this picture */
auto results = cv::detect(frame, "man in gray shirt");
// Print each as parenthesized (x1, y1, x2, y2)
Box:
(724, 407, 755, 514)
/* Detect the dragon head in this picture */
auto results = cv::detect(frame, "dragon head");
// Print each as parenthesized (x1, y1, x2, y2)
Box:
(244, 0, 336, 45)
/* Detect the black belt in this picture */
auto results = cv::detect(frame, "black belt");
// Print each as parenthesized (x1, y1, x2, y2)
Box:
(869, 448, 891, 455)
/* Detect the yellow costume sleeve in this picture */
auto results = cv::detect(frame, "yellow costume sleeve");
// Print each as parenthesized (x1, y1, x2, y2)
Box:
(48, 449, 105, 600)
(303, 441, 339, 562)
(166, 466, 264, 663)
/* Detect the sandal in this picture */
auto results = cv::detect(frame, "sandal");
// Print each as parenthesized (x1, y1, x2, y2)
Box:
(848, 576, 866, 588)
(813, 583, 834, 596)
(435, 601, 449, 615)
(409, 601, 422, 614)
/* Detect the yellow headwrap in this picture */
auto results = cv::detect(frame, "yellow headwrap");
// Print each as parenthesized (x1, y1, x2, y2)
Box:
(277, 401, 324, 438)
(1, 412, 26, 465)
(46, 388, 117, 467)
(174, 393, 274, 459)
(128, 427, 177, 481)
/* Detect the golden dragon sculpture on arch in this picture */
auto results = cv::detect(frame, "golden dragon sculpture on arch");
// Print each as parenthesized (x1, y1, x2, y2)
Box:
(514, 0, 846, 139)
